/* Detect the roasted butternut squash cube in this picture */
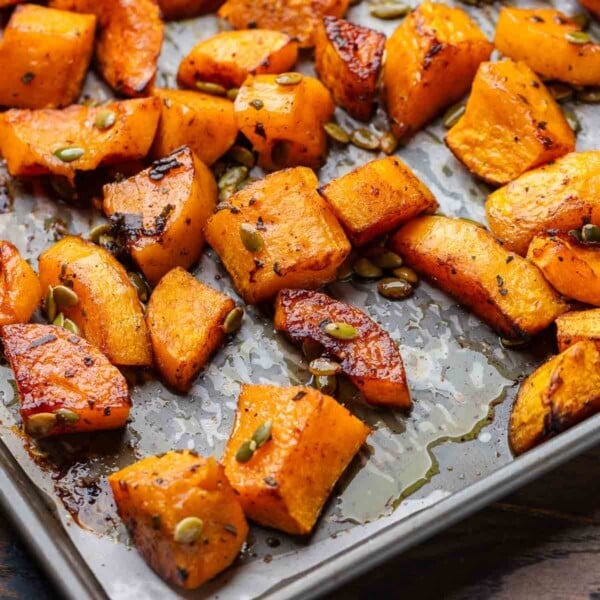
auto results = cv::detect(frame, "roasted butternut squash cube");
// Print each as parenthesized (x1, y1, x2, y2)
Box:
(495, 8, 600, 87)
(0, 241, 42, 326)
(234, 74, 334, 171)
(109, 452, 248, 590)
(274, 289, 411, 407)
(320, 157, 438, 246)
(445, 60, 575, 186)
(0, 98, 161, 182)
(205, 167, 350, 304)
(527, 232, 600, 306)
(556, 309, 600, 352)
(314, 17, 385, 122)
(1, 324, 130, 438)
(158, 0, 223, 19)
(217, 0, 349, 48)
(0, 5, 95, 109)
(146, 268, 236, 392)
(509, 341, 600, 455)
(103, 147, 217, 285)
(178, 30, 299, 90)
(384, 1, 492, 139)
(38, 236, 152, 366)
(49, 0, 163, 97)
(486, 151, 600, 256)
(222, 384, 369, 534)
(152, 89, 237, 166)
(390, 216, 568, 340)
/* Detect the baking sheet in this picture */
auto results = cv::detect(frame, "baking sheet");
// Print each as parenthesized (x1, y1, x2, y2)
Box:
(0, 1, 599, 598)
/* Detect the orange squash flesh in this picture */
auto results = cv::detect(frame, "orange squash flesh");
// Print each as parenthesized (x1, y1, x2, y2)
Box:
(556, 309, 600, 352)
(158, 0, 224, 19)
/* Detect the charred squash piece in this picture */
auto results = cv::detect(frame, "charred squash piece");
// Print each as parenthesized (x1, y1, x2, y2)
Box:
(178, 30, 299, 90)
(234, 74, 334, 171)
(0, 241, 42, 326)
(320, 156, 438, 246)
(38, 236, 152, 366)
(314, 17, 385, 122)
(158, 0, 224, 20)
(0, 98, 161, 182)
(1, 323, 130, 438)
(495, 8, 600, 87)
(274, 288, 410, 407)
(527, 232, 600, 306)
(152, 89, 237, 166)
(49, 0, 163, 97)
(445, 60, 575, 186)
(384, 1, 492, 139)
(103, 146, 217, 285)
(146, 268, 236, 392)
(390, 216, 568, 340)
(556, 309, 600, 352)
(205, 167, 350, 304)
(109, 451, 248, 590)
(509, 340, 600, 455)
(0, 5, 96, 109)
(222, 384, 370, 534)
(217, 0, 349, 48)
(486, 151, 600, 256)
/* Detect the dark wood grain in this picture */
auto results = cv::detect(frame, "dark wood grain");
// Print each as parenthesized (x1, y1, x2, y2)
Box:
(0, 446, 598, 599)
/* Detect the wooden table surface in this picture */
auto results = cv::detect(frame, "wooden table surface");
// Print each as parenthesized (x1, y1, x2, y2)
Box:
(1, 445, 598, 600)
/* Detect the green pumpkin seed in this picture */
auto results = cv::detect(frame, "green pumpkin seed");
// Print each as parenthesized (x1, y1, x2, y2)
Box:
(565, 30, 590, 45)
(226, 87, 239, 101)
(500, 337, 530, 349)
(128, 272, 150, 303)
(275, 72, 303, 86)
(350, 128, 380, 151)
(235, 439, 257, 462)
(563, 109, 581, 133)
(309, 358, 341, 376)
(46, 286, 57, 322)
(302, 339, 324, 360)
(377, 277, 413, 300)
(174, 517, 204, 543)
(239, 223, 264, 253)
(315, 374, 337, 395)
(94, 109, 117, 130)
(218, 166, 248, 190)
(368, 249, 403, 269)
(324, 321, 358, 340)
(195, 81, 227, 96)
(443, 103, 466, 129)
(88, 223, 112, 243)
(568, 228, 583, 241)
(369, 1, 411, 20)
(582, 223, 600, 242)
(228, 145, 256, 168)
(219, 185, 236, 203)
(53, 285, 78, 308)
(353, 257, 383, 279)
(576, 87, 600, 104)
(547, 82, 574, 103)
(55, 408, 80, 425)
(63, 318, 80, 336)
(252, 421, 272, 447)
(250, 98, 264, 110)
(392, 266, 419, 284)
(25, 413, 57, 437)
(53, 312, 65, 328)
(323, 122, 350, 144)
(571, 12, 590, 30)
(380, 131, 399, 155)
(223, 307, 244, 334)
(53, 147, 85, 163)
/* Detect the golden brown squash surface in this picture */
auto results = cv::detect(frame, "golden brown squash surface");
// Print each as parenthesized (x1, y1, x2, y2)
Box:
(556, 309, 600, 352)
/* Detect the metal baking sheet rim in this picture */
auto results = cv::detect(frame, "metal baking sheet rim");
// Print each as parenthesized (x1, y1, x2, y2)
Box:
(1, 414, 598, 600)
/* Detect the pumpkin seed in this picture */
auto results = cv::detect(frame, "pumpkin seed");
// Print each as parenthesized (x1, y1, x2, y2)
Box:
(252, 421, 272, 447)
(195, 81, 227, 96)
(250, 98, 264, 110)
(324, 322, 358, 340)
(353, 257, 383, 279)
(53, 147, 85, 163)
(275, 72, 303, 86)
(174, 517, 204, 543)
(53, 312, 65, 328)
(226, 87, 239, 101)
(443, 103, 466, 129)
(547, 82, 574, 103)
(53, 285, 79, 308)
(223, 307, 244, 334)
(368, 249, 403, 269)
(568, 228, 583, 241)
(576, 87, 600, 104)
(565, 30, 591, 44)
(46, 286, 57, 322)
(392, 266, 419, 284)
(350, 128, 380, 151)
(55, 408, 80, 425)
(128, 272, 150, 303)
(369, 1, 411, 20)
(239, 223, 264, 253)
(218, 166, 248, 190)
(571, 12, 590, 30)
(377, 277, 413, 300)
(302, 339, 324, 360)
(94, 109, 117, 130)
(323, 122, 350, 144)
(26, 413, 57, 437)
(380, 131, 399, 155)
(315, 374, 337, 395)
(500, 337, 530, 349)
(563, 109, 581, 133)
(235, 439, 256, 462)
(88, 223, 112, 243)
(219, 185, 237, 203)
(581, 223, 600, 242)
(309, 358, 341, 376)
(63, 318, 80, 335)
(229, 145, 256, 168)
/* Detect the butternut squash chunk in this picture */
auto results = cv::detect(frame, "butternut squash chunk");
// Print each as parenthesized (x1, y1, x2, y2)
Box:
(509, 341, 600, 455)
(234, 74, 334, 171)
(205, 167, 350, 304)
(152, 89, 237, 166)
(0, 5, 95, 109)
(222, 384, 370, 534)
(384, 1, 492, 139)
(178, 30, 299, 90)
(103, 146, 217, 285)
(556, 309, 600, 352)
(274, 288, 411, 407)
(109, 452, 248, 590)
(1, 324, 130, 438)
(38, 236, 152, 366)
(217, 0, 349, 48)
(390, 216, 568, 340)
(0, 98, 161, 182)
(445, 60, 575, 186)
(158, 0, 223, 20)
(486, 151, 600, 256)
(146, 268, 236, 392)
(0, 241, 42, 326)
(314, 17, 385, 122)
(527, 232, 600, 306)
(320, 156, 438, 246)
(495, 8, 600, 87)
(579, 0, 600, 19)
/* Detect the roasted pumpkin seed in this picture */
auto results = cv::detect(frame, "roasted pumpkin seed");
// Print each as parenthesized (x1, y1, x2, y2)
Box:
(392, 266, 419, 284)
(63, 318, 80, 335)
(568, 228, 583, 241)
(315, 374, 337, 395)
(571, 12, 590, 30)
(229, 145, 256, 168)
(88, 223, 112, 243)
(324, 322, 358, 340)
(218, 166, 248, 190)
(252, 421, 272, 447)
(239, 223, 264, 252)
(53, 147, 85, 162)
(94, 109, 117, 130)
(26, 413, 57, 437)
(380, 131, 399, 155)
(353, 257, 383, 279)
(563, 109, 581, 133)
(565, 31, 591, 45)
(275, 72, 303, 86)
(128, 272, 150, 303)
(235, 439, 256, 462)
(350, 128, 380, 151)
(377, 277, 413, 300)
(219, 185, 236, 202)
(53, 285, 79, 308)
(45, 286, 57, 322)
(443, 103, 466, 129)
(53, 312, 65, 328)
(547, 82, 574, 103)
(174, 517, 204, 543)
(223, 307, 244, 334)
(576, 87, 600, 104)
(500, 337, 530, 349)
(195, 81, 227, 95)
(55, 408, 80, 424)
(369, 1, 411, 20)
(226, 87, 239, 101)
(323, 122, 350, 144)
(369, 249, 403, 269)
(302, 339, 324, 360)
(309, 358, 342, 376)
(582, 223, 600, 242)
(250, 98, 264, 110)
